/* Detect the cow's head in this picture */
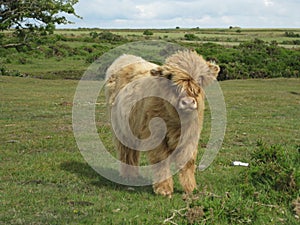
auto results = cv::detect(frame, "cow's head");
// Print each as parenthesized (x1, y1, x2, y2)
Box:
(150, 66, 202, 113)
(150, 55, 220, 114)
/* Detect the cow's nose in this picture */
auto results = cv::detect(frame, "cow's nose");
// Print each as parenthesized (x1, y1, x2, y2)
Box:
(179, 97, 197, 110)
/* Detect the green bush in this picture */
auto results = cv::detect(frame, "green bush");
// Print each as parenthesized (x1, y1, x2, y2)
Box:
(282, 40, 300, 45)
(46, 44, 69, 57)
(45, 43, 89, 58)
(184, 33, 199, 41)
(284, 31, 300, 38)
(195, 40, 300, 80)
(89, 31, 99, 39)
(0, 63, 22, 77)
(98, 32, 125, 42)
(143, 30, 153, 36)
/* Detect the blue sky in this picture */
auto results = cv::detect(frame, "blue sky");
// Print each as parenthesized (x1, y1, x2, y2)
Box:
(58, 0, 300, 28)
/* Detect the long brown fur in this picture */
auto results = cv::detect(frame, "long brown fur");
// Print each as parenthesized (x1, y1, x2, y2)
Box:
(105, 50, 219, 197)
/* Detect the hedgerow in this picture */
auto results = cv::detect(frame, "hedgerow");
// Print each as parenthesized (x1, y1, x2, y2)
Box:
(194, 39, 300, 80)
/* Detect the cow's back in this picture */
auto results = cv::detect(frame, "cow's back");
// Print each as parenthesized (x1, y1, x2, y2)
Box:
(105, 54, 158, 107)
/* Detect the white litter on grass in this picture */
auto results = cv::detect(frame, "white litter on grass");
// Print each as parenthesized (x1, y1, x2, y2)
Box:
(232, 161, 249, 167)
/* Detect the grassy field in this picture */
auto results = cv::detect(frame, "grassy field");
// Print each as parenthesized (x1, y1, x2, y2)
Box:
(1, 76, 299, 224)
(56, 28, 300, 43)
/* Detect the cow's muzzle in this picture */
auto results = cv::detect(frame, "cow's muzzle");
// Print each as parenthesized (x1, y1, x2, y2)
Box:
(178, 97, 197, 111)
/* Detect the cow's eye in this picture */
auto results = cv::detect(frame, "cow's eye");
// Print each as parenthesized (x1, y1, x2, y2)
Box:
(166, 74, 173, 80)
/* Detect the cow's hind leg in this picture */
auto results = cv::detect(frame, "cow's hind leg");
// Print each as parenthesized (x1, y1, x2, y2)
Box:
(178, 150, 197, 194)
(117, 141, 140, 179)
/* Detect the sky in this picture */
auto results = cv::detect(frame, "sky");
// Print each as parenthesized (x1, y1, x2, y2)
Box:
(58, 0, 300, 29)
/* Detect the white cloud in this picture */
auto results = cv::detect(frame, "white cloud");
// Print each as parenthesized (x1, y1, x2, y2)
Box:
(264, 0, 274, 7)
(135, 4, 159, 19)
(58, 0, 300, 28)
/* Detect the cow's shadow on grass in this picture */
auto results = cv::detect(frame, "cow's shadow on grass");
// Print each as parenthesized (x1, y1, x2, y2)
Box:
(60, 161, 153, 193)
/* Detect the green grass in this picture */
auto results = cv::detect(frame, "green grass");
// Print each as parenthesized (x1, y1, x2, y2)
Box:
(1, 76, 299, 224)
(5, 57, 87, 78)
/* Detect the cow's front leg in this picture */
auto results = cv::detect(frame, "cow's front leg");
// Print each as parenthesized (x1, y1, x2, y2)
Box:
(153, 177, 173, 197)
(178, 150, 197, 194)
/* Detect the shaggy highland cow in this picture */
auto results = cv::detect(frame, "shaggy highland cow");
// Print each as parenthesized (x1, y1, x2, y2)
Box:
(105, 50, 220, 197)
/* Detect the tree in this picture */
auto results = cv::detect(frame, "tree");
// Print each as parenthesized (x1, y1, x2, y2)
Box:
(0, 0, 80, 41)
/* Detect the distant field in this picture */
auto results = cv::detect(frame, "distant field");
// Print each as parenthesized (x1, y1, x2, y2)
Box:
(56, 28, 300, 47)
(1, 76, 299, 224)
(1, 28, 300, 80)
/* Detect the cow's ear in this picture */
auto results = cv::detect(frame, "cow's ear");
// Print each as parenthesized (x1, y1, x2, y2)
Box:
(150, 67, 163, 76)
(207, 61, 220, 78)
(151, 67, 173, 80)
(199, 61, 220, 87)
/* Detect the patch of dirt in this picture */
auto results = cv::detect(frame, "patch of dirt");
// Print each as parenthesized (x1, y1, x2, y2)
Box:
(186, 206, 205, 224)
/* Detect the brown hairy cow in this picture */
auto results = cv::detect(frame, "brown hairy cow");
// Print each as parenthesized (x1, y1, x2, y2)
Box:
(105, 50, 220, 197)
